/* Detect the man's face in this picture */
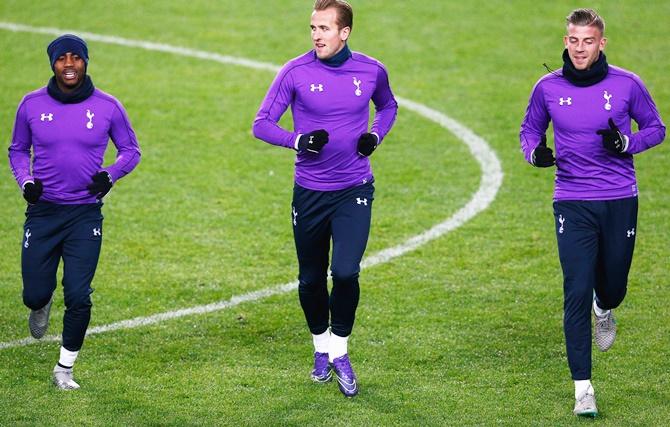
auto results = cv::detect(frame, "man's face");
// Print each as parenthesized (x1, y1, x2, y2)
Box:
(53, 52, 86, 91)
(311, 7, 350, 60)
(564, 23, 606, 70)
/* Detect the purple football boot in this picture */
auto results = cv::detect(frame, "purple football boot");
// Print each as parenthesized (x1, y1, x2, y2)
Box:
(311, 352, 332, 383)
(331, 354, 358, 397)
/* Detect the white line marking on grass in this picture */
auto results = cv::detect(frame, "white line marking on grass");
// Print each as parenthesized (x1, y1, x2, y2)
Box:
(0, 22, 280, 73)
(0, 23, 503, 350)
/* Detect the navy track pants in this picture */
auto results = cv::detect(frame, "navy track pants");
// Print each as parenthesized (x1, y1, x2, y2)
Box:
(292, 181, 374, 337)
(22, 202, 103, 351)
(553, 197, 637, 380)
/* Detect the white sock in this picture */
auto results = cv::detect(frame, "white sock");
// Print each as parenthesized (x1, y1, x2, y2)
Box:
(329, 333, 349, 362)
(593, 299, 610, 317)
(312, 330, 330, 354)
(575, 380, 594, 399)
(58, 347, 79, 368)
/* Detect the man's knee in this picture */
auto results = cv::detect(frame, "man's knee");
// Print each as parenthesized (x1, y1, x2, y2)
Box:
(63, 292, 92, 312)
(298, 263, 328, 290)
(331, 265, 359, 285)
(23, 289, 53, 310)
(597, 288, 627, 310)
(298, 277, 327, 294)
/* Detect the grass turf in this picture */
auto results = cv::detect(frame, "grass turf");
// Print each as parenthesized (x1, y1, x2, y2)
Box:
(0, 1, 668, 425)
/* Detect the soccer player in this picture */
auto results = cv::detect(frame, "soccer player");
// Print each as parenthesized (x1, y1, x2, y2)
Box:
(8, 34, 141, 389)
(520, 9, 665, 416)
(252, 0, 397, 397)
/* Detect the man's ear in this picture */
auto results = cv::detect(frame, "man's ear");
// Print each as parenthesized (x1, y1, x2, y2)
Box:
(340, 26, 351, 42)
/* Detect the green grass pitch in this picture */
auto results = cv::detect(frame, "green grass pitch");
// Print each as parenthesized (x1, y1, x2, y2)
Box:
(0, 1, 668, 425)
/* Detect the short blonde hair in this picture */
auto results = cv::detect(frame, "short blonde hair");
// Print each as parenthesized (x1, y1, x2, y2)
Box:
(566, 8, 605, 35)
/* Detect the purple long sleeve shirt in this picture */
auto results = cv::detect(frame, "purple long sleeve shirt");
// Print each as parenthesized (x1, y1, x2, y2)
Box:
(520, 65, 665, 201)
(253, 50, 398, 191)
(9, 87, 141, 204)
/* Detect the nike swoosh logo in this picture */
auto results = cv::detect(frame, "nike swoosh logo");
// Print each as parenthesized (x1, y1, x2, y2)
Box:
(336, 375, 357, 391)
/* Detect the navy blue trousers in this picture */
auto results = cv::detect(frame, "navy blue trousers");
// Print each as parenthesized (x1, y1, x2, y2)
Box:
(22, 202, 103, 351)
(554, 197, 637, 380)
(292, 182, 374, 338)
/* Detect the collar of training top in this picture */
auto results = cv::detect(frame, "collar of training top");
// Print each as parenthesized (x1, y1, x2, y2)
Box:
(562, 49, 609, 87)
(319, 44, 352, 67)
(47, 75, 95, 104)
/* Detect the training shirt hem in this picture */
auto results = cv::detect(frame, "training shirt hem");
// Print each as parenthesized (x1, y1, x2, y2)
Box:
(295, 174, 374, 192)
(553, 188, 638, 202)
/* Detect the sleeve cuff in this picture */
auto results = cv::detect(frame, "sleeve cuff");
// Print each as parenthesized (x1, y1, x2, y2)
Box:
(101, 169, 116, 184)
(21, 178, 34, 190)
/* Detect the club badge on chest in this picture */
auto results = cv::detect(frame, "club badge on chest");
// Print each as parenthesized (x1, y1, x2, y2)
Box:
(86, 109, 94, 129)
(353, 77, 362, 96)
(603, 91, 612, 111)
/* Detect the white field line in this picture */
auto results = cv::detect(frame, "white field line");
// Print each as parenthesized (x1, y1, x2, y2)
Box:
(0, 23, 503, 351)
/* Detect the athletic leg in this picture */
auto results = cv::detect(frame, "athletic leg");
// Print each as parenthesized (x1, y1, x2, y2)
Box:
(292, 185, 331, 335)
(554, 201, 599, 380)
(22, 203, 64, 339)
(329, 183, 373, 339)
(591, 197, 638, 352)
(60, 205, 103, 352)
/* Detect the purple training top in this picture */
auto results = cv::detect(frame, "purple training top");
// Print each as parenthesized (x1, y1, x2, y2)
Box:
(9, 87, 141, 204)
(520, 65, 665, 201)
(253, 50, 398, 191)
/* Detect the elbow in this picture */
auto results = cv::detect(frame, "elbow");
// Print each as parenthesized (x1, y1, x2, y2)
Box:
(251, 122, 259, 139)
(660, 124, 666, 143)
(251, 119, 263, 139)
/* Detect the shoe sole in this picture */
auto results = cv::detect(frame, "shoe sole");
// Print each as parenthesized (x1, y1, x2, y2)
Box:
(574, 410, 598, 417)
(53, 379, 80, 390)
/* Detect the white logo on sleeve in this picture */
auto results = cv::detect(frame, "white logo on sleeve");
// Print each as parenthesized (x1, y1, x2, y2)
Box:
(627, 228, 635, 238)
(40, 113, 53, 122)
(292, 206, 298, 226)
(86, 109, 95, 129)
(353, 77, 362, 96)
(310, 84, 324, 92)
(93, 228, 101, 236)
(24, 229, 31, 248)
(559, 97, 572, 106)
(356, 197, 368, 206)
(558, 215, 565, 234)
(603, 91, 612, 111)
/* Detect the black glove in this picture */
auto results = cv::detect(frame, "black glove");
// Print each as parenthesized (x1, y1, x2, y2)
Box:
(23, 179, 43, 204)
(87, 171, 113, 199)
(531, 135, 555, 167)
(596, 118, 629, 154)
(296, 129, 329, 154)
(357, 133, 378, 157)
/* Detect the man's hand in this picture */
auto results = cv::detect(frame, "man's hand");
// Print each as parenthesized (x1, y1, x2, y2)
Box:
(596, 118, 629, 154)
(87, 171, 113, 199)
(23, 179, 43, 204)
(357, 133, 378, 157)
(296, 129, 329, 154)
(531, 135, 556, 167)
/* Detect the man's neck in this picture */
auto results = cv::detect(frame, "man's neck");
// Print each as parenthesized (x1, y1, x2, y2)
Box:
(320, 43, 351, 67)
